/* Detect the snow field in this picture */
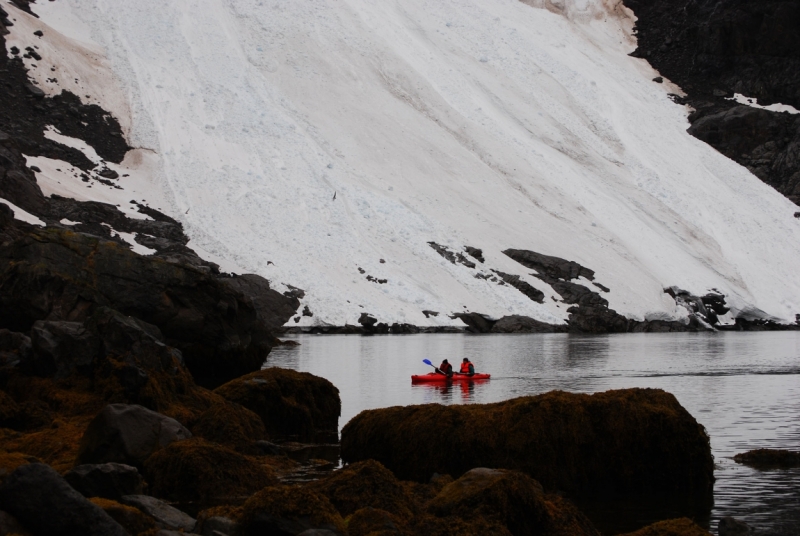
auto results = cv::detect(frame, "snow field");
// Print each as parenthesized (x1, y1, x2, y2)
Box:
(13, 0, 800, 326)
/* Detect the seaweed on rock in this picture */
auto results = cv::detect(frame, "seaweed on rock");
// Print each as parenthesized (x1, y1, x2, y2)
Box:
(89, 497, 157, 536)
(238, 486, 346, 536)
(341, 389, 714, 497)
(191, 400, 267, 453)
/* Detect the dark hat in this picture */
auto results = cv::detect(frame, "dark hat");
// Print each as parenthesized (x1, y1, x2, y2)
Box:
(463, 358, 469, 362)
(442, 359, 448, 363)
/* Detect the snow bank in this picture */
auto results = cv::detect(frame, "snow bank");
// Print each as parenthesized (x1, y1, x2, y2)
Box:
(20, 0, 800, 326)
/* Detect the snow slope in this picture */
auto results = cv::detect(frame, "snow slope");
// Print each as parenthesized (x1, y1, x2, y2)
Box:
(9, 0, 800, 326)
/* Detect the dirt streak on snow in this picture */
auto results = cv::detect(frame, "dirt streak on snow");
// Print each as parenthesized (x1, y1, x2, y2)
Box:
(22, 0, 800, 327)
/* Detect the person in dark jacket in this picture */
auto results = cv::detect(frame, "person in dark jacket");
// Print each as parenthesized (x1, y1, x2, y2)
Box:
(435, 359, 454, 377)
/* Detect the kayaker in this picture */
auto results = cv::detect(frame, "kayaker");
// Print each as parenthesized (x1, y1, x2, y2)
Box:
(459, 358, 475, 376)
(435, 359, 454, 377)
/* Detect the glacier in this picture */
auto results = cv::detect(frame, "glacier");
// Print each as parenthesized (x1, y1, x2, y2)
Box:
(7, 0, 800, 327)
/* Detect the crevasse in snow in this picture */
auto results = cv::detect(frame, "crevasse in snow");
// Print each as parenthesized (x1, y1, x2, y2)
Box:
(12, 0, 800, 326)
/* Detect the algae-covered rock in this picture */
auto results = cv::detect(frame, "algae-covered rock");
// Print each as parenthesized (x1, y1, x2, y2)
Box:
(347, 507, 407, 536)
(0, 451, 39, 482)
(120, 494, 197, 532)
(239, 486, 346, 536)
(618, 517, 711, 536)
(341, 389, 713, 496)
(733, 448, 800, 469)
(143, 438, 278, 507)
(90, 497, 158, 535)
(77, 404, 192, 468)
(309, 460, 416, 518)
(191, 400, 267, 452)
(427, 468, 598, 536)
(0, 463, 128, 536)
(215, 368, 340, 443)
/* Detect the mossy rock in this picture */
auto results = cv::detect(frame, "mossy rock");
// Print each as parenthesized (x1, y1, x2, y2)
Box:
(618, 518, 711, 536)
(191, 400, 266, 452)
(215, 368, 340, 443)
(89, 497, 157, 535)
(309, 460, 416, 519)
(342, 389, 713, 497)
(239, 485, 346, 535)
(409, 514, 513, 536)
(347, 507, 407, 536)
(427, 468, 598, 536)
(143, 438, 278, 507)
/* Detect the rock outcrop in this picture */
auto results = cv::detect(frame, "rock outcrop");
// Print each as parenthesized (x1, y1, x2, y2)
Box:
(65, 462, 145, 500)
(341, 389, 714, 497)
(623, 0, 800, 205)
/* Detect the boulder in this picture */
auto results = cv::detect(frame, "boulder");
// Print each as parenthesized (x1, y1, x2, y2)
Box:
(65, 463, 145, 500)
(618, 518, 711, 535)
(90, 497, 158, 535)
(142, 438, 278, 508)
(0, 227, 294, 387)
(28, 320, 100, 378)
(490, 315, 566, 333)
(718, 516, 751, 536)
(308, 460, 416, 518)
(0, 510, 26, 536)
(0, 463, 128, 536)
(198, 515, 238, 536)
(191, 400, 267, 452)
(238, 486, 345, 536)
(215, 368, 340, 443)
(341, 389, 714, 497)
(77, 404, 192, 468)
(120, 494, 197, 532)
(427, 468, 598, 536)
(733, 448, 800, 469)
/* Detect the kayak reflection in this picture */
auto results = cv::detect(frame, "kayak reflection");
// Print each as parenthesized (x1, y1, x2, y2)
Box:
(412, 378, 490, 402)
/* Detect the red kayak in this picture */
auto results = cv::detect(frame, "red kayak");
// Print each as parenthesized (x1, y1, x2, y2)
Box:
(411, 373, 491, 383)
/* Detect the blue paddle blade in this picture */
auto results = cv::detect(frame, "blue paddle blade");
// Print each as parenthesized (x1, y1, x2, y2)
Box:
(422, 359, 433, 366)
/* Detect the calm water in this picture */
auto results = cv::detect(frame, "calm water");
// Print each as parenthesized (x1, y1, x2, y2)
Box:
(269, 332, 800, 535)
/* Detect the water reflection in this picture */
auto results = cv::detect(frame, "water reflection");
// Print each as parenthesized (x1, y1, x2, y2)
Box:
(269, 332, 800, 534)
(411, 378, 490, 402)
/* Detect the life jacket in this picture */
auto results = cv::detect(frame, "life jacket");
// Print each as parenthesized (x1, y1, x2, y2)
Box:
(460, 361, 474, 373)
(440, 362, 453, 374)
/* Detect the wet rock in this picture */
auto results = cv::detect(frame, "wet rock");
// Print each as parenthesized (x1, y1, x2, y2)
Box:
(28, 320, 100, 378)
(427, 468, 599, 536)
(120, 494, 197, 532)
(191, 400, 267, 452)
(618, 517, 712, 535)
(65, 463, 145, 500)
(24, 83, 45, 99)
(309, 460, 416, 518)
(0, 463, 128, 536)
(143, 438, 278, 508)
(491, 315, 566, 333)
(77, 404, 192, 468)
(199, 515, 238, 536)
(718, 516, 751, 536)
(215, 368, 340, 443)
(90, 497, 158, 535)
(732, 448, 800, 469)
(341, 389, 714, 497)
(347, 508, 405, 536)
(238, 486, 345, 536)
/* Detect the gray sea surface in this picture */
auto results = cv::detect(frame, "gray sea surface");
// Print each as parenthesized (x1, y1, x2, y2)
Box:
(268, 332, 800, 534)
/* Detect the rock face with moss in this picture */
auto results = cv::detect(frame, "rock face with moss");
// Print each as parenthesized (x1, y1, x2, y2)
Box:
(0, 224, 297, 388)
(341, 389, 714, 497)
(215, 368, 341, 443)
